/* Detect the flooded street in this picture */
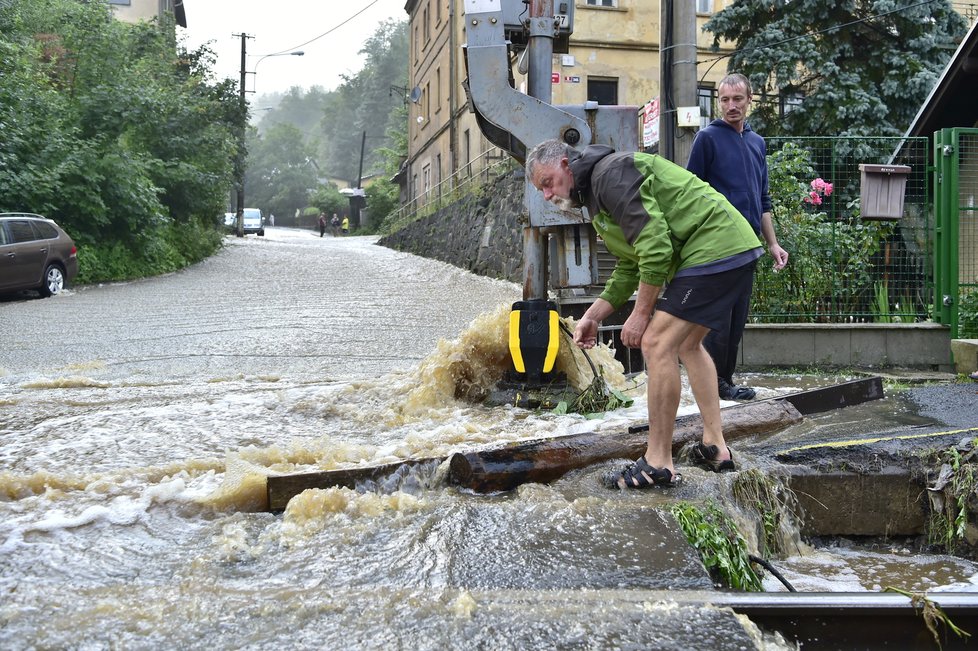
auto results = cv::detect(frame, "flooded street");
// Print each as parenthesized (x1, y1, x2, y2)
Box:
(1, 228, 976, 649)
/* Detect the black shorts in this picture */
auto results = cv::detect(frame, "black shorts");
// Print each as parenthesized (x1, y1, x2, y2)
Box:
(654, 261, 757, 332)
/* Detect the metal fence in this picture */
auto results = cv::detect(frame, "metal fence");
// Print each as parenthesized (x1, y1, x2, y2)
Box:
(383, 147, 516, 235)
(938, 128, 978, 338)
(753, 136, 932, 323)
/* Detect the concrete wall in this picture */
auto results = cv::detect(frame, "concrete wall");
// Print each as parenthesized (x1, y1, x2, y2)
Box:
(379, 170, 957, 371)
(379, 171, 525, 282)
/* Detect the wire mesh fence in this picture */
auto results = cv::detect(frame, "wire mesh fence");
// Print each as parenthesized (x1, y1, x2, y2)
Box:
(958, 131, 978, 338)
(754, 136, 932, 323)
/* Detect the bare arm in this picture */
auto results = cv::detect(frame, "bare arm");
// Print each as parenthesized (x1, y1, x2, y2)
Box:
(760, 211, 788, 270)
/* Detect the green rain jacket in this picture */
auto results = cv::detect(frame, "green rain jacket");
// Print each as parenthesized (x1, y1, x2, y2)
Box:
(569, 145, 763, 309)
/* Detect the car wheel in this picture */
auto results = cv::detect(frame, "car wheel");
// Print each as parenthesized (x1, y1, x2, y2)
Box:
(40, 264, 65, 297)
(258, 229, 265, 237)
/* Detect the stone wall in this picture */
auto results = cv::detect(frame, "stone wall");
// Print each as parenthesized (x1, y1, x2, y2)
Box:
(378, 171, 525, 283)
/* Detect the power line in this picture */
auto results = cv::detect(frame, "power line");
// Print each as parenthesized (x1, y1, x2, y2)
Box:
(262, 0, 382, 57)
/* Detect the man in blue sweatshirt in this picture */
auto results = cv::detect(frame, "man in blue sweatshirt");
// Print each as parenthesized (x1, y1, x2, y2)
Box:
(687, 73, 789, 401)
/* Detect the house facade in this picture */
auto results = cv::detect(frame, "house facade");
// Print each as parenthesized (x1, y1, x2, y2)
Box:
(108, 0, 185, 27)
(400, 0, 737, 210)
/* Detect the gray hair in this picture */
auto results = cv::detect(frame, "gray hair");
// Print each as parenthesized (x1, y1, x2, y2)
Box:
(525, 139, 580, 178)
(718, 73, 752, 97)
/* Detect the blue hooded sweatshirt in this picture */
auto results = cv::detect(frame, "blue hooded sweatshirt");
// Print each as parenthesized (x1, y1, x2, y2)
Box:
(686, 119, 772, 234)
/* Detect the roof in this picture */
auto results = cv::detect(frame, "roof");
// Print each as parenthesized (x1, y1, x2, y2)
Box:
(904, 19, 978, 138)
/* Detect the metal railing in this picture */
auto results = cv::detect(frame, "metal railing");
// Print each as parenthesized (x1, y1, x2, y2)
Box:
(383, 147, 517, 235)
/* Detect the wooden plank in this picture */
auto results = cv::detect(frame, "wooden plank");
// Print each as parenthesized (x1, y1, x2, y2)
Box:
(627, 376, 885, 434)
(266, 457, 444, 512)
(779, 375, 885, 415)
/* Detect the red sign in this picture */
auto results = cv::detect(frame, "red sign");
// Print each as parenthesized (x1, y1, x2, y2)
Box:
(552, 72, 560, 83)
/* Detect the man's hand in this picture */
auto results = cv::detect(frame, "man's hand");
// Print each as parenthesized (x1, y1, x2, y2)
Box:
(770, 243, 789, 271)
(620, 310, 650, 349)
(573, 316, 599, 349)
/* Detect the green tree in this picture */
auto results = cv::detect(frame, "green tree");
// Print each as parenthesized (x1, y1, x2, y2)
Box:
(0, 0, 239, 282)
(704, 0, 968, 136)
(319, 19, 408, 184)
(245, 122, 319, 222)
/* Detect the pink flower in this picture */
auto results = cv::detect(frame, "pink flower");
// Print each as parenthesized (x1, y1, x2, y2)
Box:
(804, 178, 832, 205)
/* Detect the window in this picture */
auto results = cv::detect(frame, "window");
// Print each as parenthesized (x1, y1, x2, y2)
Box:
(587, 77, 618, 105)
(464, 129, 472, 178)
(696, 0, 712, 14)
(435, 154, 442, 195)
(423, 7, 429, 44)
(31, 221, 58, 240)
(780, 91, 804, 116)
(697, 85, 716, 128)
(435, 0, 441, 25)
(413, 25, 419, 63)
(423, 164, 431, 196)
(585, 0, 616, 6)
(436, 67, 441, 108)
(424, 82, 430, 125)
(8, 221, 37, 243)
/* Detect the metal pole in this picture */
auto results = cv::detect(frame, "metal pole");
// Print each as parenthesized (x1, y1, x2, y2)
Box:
(659, 0, 696, 165)
(234, 32, 251, 238)
(671, 0, 697, 166)
(523, 0, 555, 300)
(354, 130, 367, 229)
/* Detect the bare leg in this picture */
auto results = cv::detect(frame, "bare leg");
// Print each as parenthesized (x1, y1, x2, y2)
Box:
(679, 330, 730, 461)
(640, 310, 703, 475)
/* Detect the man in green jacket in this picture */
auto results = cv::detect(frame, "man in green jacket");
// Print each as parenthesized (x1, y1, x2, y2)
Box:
(526, 139, 763, 489)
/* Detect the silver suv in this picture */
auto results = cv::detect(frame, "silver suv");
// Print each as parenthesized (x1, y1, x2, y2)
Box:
(0, 213, 79, 297)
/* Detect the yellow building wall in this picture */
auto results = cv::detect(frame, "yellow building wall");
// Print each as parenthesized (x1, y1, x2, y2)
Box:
(403, 0, 737, 208)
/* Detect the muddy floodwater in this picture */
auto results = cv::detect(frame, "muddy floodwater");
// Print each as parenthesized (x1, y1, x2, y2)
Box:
(1, 228, 975, 649)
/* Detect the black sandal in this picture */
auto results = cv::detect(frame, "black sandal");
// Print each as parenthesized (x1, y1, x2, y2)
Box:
(604, 456, 682, 490)
(691, 443, 736, 473)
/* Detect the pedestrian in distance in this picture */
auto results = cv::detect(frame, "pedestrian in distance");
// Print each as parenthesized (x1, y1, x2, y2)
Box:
(318, 213, 327, 237)
(687, 73, 789, 401)
(341, 216, 350, 235)
(331, 213, 340, 237)
(526, 138, 763, 490)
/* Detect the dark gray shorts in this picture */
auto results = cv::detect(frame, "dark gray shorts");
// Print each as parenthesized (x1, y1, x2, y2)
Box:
(655, 260, 757, 332)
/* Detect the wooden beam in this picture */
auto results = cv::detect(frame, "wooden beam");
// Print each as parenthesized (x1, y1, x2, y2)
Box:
(266, 457, 444, 512)
(447, 399, 802, 493)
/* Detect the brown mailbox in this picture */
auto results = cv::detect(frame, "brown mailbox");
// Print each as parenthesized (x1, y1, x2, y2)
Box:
(859, 163, 911, 221)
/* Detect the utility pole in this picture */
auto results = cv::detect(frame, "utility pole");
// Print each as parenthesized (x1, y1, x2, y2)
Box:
(353, 130, 366, 229)
(658, 0, 697, 166)
(232, 32, 253, 237)
(523, 0, 555, 301)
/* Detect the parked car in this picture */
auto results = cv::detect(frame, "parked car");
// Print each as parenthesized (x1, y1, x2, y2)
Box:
(0, 212, 79, 297)
(223, 208, 264, 236)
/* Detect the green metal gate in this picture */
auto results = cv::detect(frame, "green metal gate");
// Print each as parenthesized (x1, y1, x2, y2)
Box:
(933, 128, 978, 338)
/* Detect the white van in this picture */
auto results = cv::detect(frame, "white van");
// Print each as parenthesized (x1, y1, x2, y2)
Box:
(224, 208, 265, 236)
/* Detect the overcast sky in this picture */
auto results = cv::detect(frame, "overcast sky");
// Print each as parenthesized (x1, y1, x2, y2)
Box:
(180, 0, 409, 98)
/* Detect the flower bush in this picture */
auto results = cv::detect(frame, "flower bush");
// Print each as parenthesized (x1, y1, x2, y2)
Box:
(751, 142, 897, 322)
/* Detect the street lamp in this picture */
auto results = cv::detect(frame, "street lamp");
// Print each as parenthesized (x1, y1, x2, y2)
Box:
(232, 43, 304, 237)
(252, 51, 305, 93)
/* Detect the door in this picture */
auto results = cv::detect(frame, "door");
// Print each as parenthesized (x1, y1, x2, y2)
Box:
(0, 220, 47, 291)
